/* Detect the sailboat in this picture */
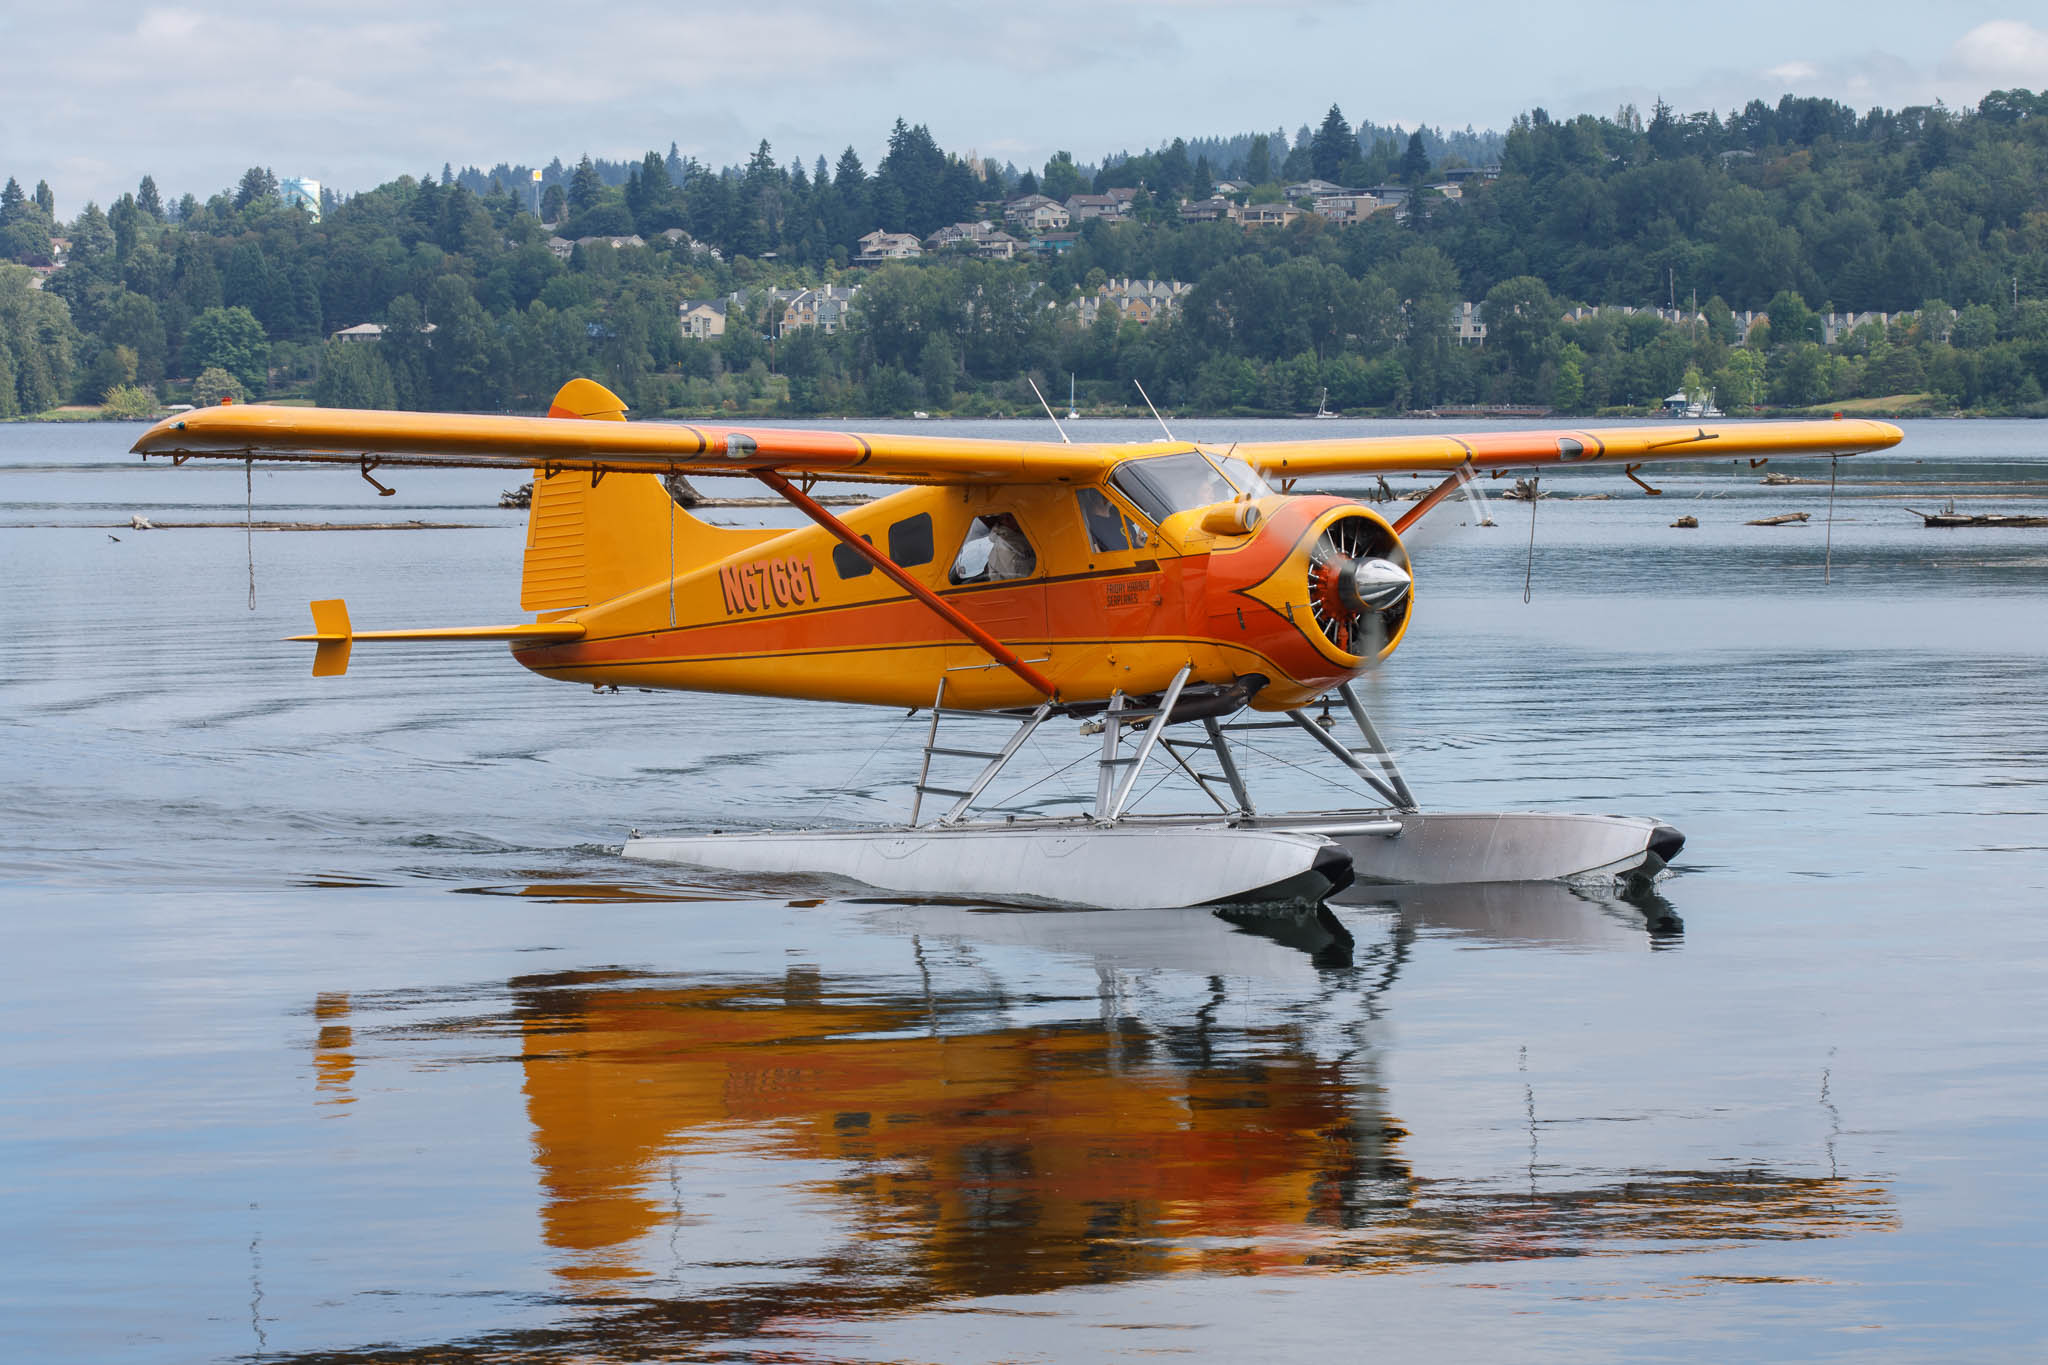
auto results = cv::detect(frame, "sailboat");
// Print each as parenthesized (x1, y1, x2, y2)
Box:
(1315, 386, 1338, 419)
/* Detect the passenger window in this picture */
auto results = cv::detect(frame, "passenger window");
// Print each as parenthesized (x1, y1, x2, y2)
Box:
(888, 513, 934, 567)
(949, 514, 1038, 584)
(832, 535, 875, 578)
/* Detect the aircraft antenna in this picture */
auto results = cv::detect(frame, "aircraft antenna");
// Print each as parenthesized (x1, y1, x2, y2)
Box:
(1133, 379, 1175, 441)
(1027, 378, 1071, 443)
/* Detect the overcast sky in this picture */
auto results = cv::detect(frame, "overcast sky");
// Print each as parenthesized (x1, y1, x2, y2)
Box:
(3, 2, 2046, 215)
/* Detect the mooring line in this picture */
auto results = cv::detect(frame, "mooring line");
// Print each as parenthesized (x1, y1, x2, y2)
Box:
(245, 458, 255, 610)
(1523, 474, 1539, 604)
(1825, 455, 1838, 586)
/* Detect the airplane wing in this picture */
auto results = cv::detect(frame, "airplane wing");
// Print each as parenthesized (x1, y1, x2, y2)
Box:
(132, 380, 1901, 488)
(130, 397, 1125, 487)
(1231, 419, 1902, 481)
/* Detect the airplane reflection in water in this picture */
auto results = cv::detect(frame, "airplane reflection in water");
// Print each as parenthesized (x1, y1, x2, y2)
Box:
(302, 883, 1887, 1357)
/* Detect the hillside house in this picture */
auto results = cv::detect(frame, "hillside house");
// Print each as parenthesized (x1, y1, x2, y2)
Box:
(1064, 193, 1126, 221)
(678, 300, 727, 341)
(1283, 179, 1343, 201)
(1452, 301, 1487, 345)
(854, 230, 923, 265)
(1236, 202, 1298, 230)
(1076, 278, 1191, 327)
(1003, 194, 1070, 234)
(1310, 192, 1384, 225)
(781, 285, 859, 334)
(927, 220, 997, 250)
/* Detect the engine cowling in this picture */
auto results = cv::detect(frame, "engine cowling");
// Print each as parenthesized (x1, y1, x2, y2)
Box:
(1301, 509, 1413, 660)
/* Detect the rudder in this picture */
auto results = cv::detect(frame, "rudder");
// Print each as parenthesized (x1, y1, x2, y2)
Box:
(520, 379, 766, 613)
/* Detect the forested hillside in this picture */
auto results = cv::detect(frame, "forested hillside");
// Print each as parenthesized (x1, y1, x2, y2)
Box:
(2, 90, 2045, 421)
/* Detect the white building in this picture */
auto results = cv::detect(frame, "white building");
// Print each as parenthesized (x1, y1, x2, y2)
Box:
(281, 177, 321, 221)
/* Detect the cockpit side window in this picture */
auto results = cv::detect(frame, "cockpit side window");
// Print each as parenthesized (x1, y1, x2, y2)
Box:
(1077, 487, 1147, 552)
(1213, 454, 1272, 497)
(1111, 452, 1245, 523)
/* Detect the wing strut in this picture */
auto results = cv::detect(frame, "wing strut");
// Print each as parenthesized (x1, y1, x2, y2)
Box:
(753, 470, 1057, 699)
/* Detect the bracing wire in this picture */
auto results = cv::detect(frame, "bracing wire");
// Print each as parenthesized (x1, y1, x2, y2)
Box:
(801, 709, 915, 825)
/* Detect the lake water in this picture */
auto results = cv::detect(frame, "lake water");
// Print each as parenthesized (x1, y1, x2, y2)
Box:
(2, 417, 2044, 1362)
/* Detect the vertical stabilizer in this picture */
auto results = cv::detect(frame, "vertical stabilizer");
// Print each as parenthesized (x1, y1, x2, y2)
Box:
(519, 378, 765, 614)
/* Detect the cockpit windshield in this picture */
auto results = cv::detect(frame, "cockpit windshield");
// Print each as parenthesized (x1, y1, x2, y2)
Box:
(1109, 452, 1269, 525)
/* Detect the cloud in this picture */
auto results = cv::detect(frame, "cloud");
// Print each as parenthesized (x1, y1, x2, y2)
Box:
(1765, 61, 1820, 83)
(8, 3, 2047, 215)
(1942, 19, 2048, 87)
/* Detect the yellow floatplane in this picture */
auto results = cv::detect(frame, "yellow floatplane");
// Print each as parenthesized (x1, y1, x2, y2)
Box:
(134, 381, 1901, 907)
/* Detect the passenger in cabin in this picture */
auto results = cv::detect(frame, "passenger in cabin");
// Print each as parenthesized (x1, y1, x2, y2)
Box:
(950, 514, 1036, 584)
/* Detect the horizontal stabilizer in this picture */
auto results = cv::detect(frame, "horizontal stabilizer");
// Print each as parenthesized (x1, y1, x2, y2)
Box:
(288, 598, 584, 678)
(306, 598, 352, 677)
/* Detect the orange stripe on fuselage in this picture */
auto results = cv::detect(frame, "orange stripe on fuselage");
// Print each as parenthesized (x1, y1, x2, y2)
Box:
(515, 494, 1368, 710)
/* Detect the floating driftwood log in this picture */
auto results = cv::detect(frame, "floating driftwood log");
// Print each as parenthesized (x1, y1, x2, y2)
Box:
(1671, 515, 1700, 528)
(1747, 512, 1812, 526)
(1907, 501, 2048, 528)
(1499, 477, 1548, 502)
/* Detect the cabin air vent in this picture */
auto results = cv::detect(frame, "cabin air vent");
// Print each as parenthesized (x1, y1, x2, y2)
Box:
(1557, 437, 1586, 461)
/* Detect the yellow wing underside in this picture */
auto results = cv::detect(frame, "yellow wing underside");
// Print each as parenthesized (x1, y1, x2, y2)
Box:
(132, 400, 1902, 487)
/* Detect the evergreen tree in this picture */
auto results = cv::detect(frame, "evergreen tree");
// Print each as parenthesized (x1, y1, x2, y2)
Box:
(137, 175, 163, 220)
(0, 178, 24, 222)
(33, 180, 53, 216)
(234, 167, 278, 209)
(1041, 151, 1085, 201)
(1243, 134, 1272, 186)
(68, 203, 115, 268)
(1310, 105, 1354, 182)
(1399, 131, 1431, 184)
(568, 156, 604, 214)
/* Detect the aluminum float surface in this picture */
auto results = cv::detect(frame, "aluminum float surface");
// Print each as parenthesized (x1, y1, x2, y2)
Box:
(623, 822, 1351, 910)
(1247, 810, 1684, 885)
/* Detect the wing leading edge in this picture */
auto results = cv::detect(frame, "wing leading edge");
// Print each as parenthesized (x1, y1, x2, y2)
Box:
(1231, 419, 1902, 480)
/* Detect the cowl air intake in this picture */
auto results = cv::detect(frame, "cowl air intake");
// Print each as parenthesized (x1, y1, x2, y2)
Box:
(1305, 511, 1413, 658)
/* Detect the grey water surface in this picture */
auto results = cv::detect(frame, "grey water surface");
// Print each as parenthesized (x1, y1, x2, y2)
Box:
(1, 418, 2044, 1363)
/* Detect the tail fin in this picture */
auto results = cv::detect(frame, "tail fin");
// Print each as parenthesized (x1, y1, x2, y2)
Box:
(520, 379, 764, 613)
